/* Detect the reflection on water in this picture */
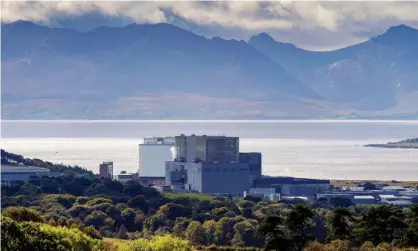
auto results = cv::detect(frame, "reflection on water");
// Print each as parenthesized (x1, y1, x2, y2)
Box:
(1, 121, 417, 180)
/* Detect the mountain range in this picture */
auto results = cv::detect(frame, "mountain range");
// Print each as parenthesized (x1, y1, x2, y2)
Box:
(2, 20, 418, 119)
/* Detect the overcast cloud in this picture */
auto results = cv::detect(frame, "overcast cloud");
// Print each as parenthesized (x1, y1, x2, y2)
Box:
(2, 1, 418, 50)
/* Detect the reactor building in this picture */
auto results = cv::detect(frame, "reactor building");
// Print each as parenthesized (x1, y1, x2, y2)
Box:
(138, 137, 175, 179)
(165, 134, 262, 195)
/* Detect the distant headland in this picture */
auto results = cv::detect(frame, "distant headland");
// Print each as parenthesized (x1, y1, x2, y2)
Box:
(365, 138, 418, 149)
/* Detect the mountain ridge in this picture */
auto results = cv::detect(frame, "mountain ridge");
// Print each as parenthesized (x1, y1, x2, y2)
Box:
(2, 21, 418, 119)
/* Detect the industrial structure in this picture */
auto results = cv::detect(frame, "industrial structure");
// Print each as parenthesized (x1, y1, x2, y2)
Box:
(99, 162, 113, 179)
(253, 176, 331, 197)
(138, 137, 174, 178)
(115, 172, 138, 183)
(173, 134, 239, 163)
(165, 134, 261, 195)
(239, 152, 262, 183)
(1, 164, 63, 185)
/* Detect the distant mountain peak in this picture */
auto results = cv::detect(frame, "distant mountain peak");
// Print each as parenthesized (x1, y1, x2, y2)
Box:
(386, 24, 417, 33)
(5, 20, 40, 29)
(249, 32, 297, 50)
(255, 32, 276, 41)
(372, 24, 418, 47)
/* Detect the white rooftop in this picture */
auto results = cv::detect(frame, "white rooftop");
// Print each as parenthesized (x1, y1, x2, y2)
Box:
(141, 137, 175, 145)
(379, 194, 397, 199)
(354, 196, 375, 199)
(382, 186, 405, 191)
(384, 200, 413, 206)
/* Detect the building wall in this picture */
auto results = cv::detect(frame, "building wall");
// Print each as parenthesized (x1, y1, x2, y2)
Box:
(239, 153, 262, 180)
(206, 137, 239, 163)
(186, 163, 250, 195)
(138, 145, 173, 177)
(354, 198, 377, 205)
(165, 161, 186, 186)
(175, 135, 239, 163)
(99, 162, 113, 179)
(174, 135, 187, 160)
(138, 177, 166, 186)
(186, 136, 198, 162)
(280, 184, 330, 197)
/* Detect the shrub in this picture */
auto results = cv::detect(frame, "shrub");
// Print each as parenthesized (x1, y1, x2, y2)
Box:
(2, 206, 44, 223)
(1, 216, 110, 251)
(122, 235, 192, 251)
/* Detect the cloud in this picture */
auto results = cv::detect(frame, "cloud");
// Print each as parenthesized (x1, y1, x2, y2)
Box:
(2, 1, 418, 50)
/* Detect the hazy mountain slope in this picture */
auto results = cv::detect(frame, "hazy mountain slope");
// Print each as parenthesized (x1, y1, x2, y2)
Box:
(248, 25, 418, 112)
(1, 21, 327, 119)
(2, 21, 418, 119)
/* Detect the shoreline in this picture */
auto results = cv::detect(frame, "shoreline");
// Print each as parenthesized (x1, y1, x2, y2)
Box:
(365, 144, 418, 149)
(332, 179, 418, 188)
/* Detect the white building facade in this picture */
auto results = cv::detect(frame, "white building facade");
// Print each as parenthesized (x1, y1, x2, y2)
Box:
(138, 137, 175, 177)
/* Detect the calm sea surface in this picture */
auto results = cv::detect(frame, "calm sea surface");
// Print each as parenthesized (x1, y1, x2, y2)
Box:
(1, 120, 417, 180)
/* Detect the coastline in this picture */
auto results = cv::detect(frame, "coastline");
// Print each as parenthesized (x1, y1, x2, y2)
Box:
(332, 179, 418, 188)
(364, 144, 418, 149)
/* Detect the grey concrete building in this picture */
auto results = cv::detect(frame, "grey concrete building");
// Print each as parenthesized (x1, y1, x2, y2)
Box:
(165, 161, 187, 186)
(254, 176, 331, 197)
(354, 196, 377, 205)
(1, 164, 63, 185)
(239, 152, 262, 182)
(280, 183, 330, 197)
(174, 135, 239, 163)
(99, 162, 113, 179)
(185, 162, 250, 195)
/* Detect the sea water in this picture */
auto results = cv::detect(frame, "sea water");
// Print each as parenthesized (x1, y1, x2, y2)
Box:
(1, 120, 417, 180)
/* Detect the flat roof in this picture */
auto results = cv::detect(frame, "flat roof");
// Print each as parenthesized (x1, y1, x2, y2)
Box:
(1, 164, 50, 173)
(379, 195, 397, 198)
(383, 186, 405, 190)
(354, 196, 375, 199)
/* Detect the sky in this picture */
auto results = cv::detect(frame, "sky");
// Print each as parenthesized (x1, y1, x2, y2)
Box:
(2, 1, 418, 51)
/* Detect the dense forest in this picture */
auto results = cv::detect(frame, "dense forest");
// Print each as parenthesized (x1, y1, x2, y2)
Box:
(2, 172, 418, 251)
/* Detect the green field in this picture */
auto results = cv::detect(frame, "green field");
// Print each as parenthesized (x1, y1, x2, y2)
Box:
(163, 192, 215, 201)
(104, 237, 129, 251)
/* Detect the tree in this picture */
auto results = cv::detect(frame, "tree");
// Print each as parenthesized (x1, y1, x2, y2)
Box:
(185, 221, 207, 246)
(257, 215, 291, 251)
(15, 183, 40, 197)
(68, 205, 91, 220)
(2, 206, 45, 223)
(244, 195, 262, 204)
(355, 205, 407, 245)
(214, 217, 234, 245)
(231, 220, 258, 247)
(144, 214, 171, 233)
(122, 235, 192, 251)
(48, 218, 57, 226)
(242, 207, 253, 219)
(127, 195, 149, 214)
(157, 203, 191, 220)
(121, 208, 143, 232)
(173, 217, 190, 238)
(1, 216, 107, 251)
(84, 211, 114, 229)
(326, 208, 355, 241)
(286, 204, 315, 251)
(115, 225, 129, 239)
(123, 181, 144, 197)
(329, 197, 354, 208)
(260, 203, 284, 216)
(202, 220, 217, 244)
